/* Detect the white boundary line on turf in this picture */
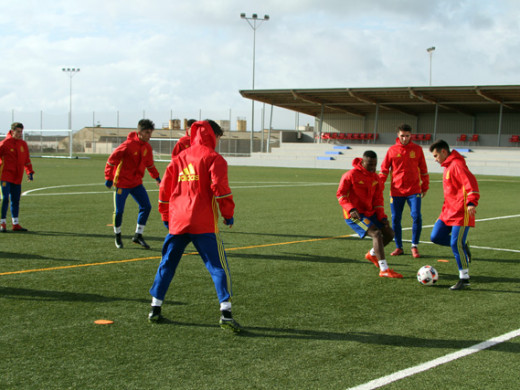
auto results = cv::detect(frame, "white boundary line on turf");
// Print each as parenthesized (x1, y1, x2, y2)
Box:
(347, 328, 520, 390)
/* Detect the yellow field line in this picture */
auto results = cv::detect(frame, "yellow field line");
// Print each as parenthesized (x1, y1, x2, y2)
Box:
(0, 234, 353, 276)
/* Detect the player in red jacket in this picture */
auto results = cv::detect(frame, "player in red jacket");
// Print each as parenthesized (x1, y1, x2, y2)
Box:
(148, 120, 241, 332)
(429, 140, 480, 290)
(0, 122, 34, 232)
(104, 119, 160, 249)
(337, 150, 403, 278)
(171, 119, 196, 157)
(380, 124, 429, 258)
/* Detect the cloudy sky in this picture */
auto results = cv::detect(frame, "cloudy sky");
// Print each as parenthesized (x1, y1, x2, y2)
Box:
(1, 0, 519, 131)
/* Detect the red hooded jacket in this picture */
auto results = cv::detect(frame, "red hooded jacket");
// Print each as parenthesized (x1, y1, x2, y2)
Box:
(159, 121, 234, 235)
(439, 150, 480, 227)
(379, 138, 429, 197)
(0, 131, 34, 184)
(104, 131, 160, 188)
(337, 157, 387, 221)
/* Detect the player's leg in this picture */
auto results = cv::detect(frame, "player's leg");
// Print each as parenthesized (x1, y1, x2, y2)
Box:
(9, 183, 26, 231)
(408, 193, 422, 257)
(130, 185, 152, 249)
(0, 181, 10, 232)
(365, 223, 401, 278)
(192, 232, 242, 332)
(148, 233, 190, 321)
(113, 188, 130, 248)
(449, 226, 471, 290)
(390, 196, 405, 254)
(430, 219, 452, 247)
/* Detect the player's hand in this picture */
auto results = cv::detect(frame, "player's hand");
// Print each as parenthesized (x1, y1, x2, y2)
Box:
(27, 173, 34, 182)
(105, 180, 113, 189)
(421, 192, 427, 198)
(163, 220, 169, 229)
(156, 177, 161, 186)
(224, 217, 234, 228)
(467, 205, 476, 217)
(349, 209, 360, 220)
(381, 218, 390, 228)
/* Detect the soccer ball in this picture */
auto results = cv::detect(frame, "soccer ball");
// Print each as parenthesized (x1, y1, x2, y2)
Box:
(417, 265, 439, 286)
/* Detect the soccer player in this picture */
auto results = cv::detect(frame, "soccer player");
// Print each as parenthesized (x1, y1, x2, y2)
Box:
(104, 119, 161, 249)
(380, 124, 429, 258)
(0, 122, 34, 232)
(337, 150, 403, 278)
(429, 140, 479, 290)
(148, 120, 241, 332)
(171, 118, 196, 157)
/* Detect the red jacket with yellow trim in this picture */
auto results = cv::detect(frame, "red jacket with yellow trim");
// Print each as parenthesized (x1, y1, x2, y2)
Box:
(379, 138, 429, 197)
(104, 131, 159, 188)
(159, 121, 234, 235)
(0, 131, 34, 184)
(337, 157, 387, 221)
(439, 149, 480, 227)
(171, 134, 190, 157)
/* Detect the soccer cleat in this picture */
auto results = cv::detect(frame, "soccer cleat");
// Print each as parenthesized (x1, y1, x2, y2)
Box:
(365, 252, 379, 268)
(411, 247, 420, 258)
(379, 268, 403, 278)
(148, 306, 163, 323)
(132, 233, 150, 249)
(115, 233, 123, 249)
(0, 222, 6, 232)
(450, 279, 470, 290)
(12, 224, 27, 232)
(390, 248, 404, 256)
(219, 311, 242, 333)
(465, 242, 472, 263)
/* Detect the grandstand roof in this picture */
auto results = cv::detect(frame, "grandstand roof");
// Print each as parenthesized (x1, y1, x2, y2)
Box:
(239, 85, 520, 118)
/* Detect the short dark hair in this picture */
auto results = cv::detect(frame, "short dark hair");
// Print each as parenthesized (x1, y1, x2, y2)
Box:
(429, 139, 450, 153)
(137, 119, 155, 132)
(397, 123, 412, 133)
(205, 119, 224, 138)
(187, 119, 197, 128)
(363, 150, 377, 159)
(11, 122, 24, 130)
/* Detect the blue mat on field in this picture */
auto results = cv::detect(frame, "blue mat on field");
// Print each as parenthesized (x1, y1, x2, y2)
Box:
(333, 145, 351, 149)
(325, 151, 342, 155)
(317, 156, 335, 160)
(454, 148, 472, 152)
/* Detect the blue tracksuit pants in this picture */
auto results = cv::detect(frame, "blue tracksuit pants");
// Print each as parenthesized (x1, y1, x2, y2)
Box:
(430, 219, 471, 271)
(390, 193, 422, 248)
(150, 232, 232, 303)
(1, 181, 22, 219)
(113, 184, 151, 228)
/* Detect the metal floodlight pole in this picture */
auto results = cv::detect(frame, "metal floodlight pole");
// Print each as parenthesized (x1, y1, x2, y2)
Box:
(426, 47, 435, 86)
(240, 12, 270, 154)
(62, 67, 80, 157)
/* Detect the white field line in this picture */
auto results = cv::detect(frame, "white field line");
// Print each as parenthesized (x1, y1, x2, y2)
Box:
(347, 328, 520, 390)
(21, 182, 339, 196)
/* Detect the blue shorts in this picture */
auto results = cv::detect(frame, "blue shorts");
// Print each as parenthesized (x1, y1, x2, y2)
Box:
(345, 214, 382, 238)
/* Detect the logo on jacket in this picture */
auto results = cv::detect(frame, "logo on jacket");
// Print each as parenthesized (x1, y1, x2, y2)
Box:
(178, 163, 199, 182)
(410, 151, 416, 158)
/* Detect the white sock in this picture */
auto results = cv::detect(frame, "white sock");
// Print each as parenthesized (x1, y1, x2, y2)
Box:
(459, 269, 470, 279)
(114, 226, 121, 234)
(370, 248, 376, 256)
(220, 301, 232, 312)
(136, 224, 145, 234)
(1, 219, 6, 224)
(151, 297, 163, 307)
(379, 259, 389, 271)
(12, 217, 19, 225)
(411, 244, 417, 248)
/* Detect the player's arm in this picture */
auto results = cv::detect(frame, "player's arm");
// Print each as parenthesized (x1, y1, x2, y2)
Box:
(104, 144, 125, 181)
(209, 156, 235, 225)
(158, 163, 175, 223)
(337, 174, 356, 216)
(418, 148, 429, 196)
(379, 152, 391, 183)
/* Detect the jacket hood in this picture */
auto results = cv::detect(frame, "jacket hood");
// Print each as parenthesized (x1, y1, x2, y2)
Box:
(442, 149, 466, 168)
(190, 121, 216, 150)
(352, 157, 371, 173)
(5, 131, 14, 140)
(127, 131, 141, 143)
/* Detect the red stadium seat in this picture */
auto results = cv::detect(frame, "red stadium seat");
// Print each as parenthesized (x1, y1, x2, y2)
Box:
(469, 134, 479, 145)
(456, 134, 467, 145)
(509, 135, 520, 145)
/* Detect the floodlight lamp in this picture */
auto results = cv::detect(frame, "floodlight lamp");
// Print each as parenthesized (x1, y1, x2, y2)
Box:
(252, 13, 258, 19)
(264, 15, 270, 20)
(427, 46, 435, 53)
(240, 13, 246, 18)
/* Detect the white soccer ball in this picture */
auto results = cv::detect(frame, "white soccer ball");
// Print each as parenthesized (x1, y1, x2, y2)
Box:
(417, 265, 439, 286)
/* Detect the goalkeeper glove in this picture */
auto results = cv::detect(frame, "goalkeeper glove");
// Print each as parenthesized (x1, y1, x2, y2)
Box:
(224, 217, 234, 226)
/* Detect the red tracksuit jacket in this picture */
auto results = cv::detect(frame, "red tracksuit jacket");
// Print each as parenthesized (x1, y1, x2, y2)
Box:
(337, 157, 387, 221)
(439, 150, 480, 227)
(0, 132, 34, 184)
(104, 131, 160, 188)
(159, 121, 234, 235)
(379, 138, 429, 197)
